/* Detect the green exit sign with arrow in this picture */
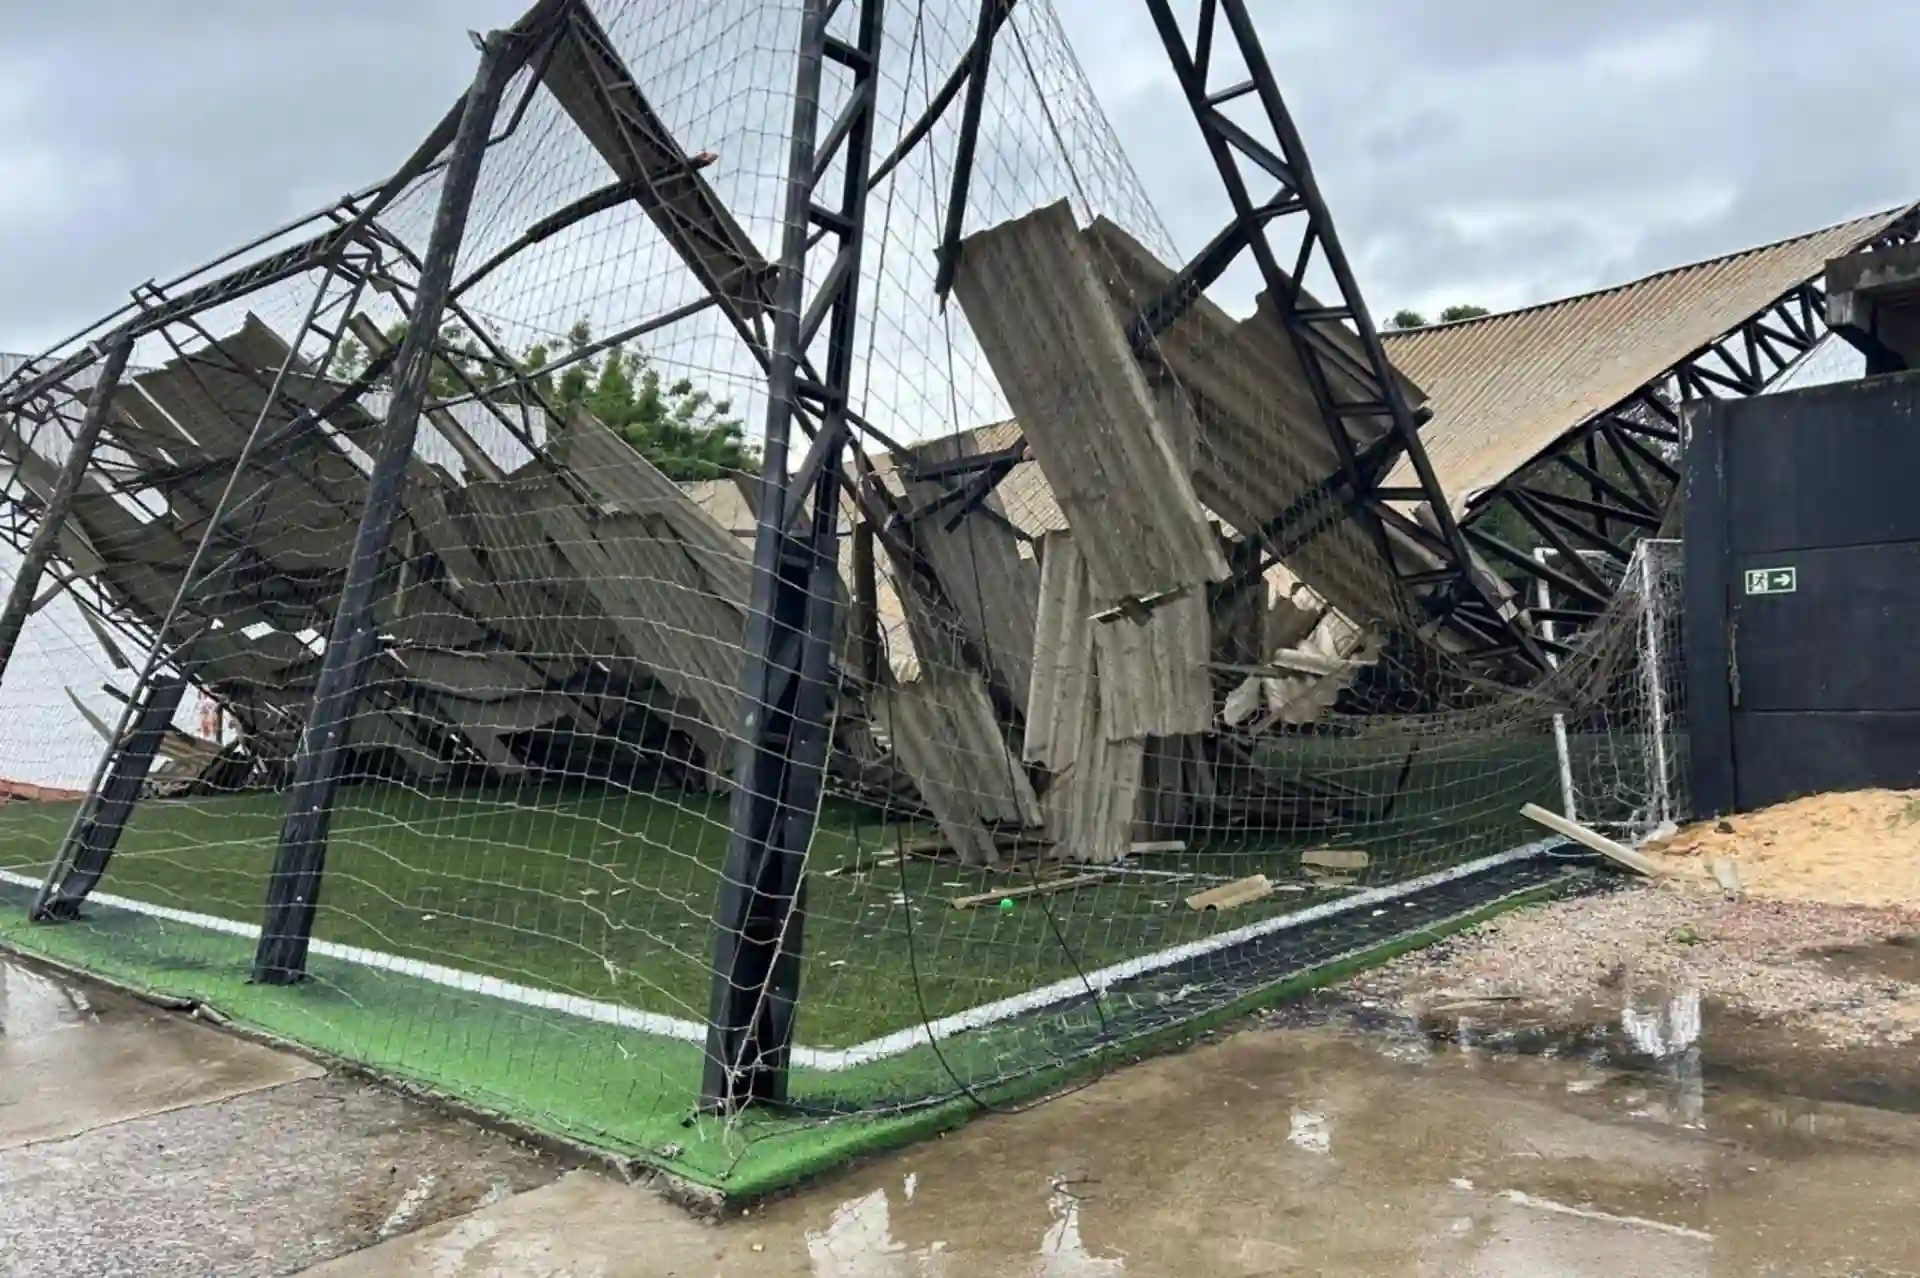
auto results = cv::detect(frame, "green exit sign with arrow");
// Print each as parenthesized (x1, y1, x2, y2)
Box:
(1744, 566, 1797, 596)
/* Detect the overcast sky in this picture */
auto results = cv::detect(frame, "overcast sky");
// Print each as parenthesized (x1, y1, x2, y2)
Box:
(2, 0, 1916, 355)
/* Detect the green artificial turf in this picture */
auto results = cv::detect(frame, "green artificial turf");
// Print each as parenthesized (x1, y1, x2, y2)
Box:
(0, 735, 1566, 1050)
(0, 727, 1594, 1196)
(0, 870, 1576, 1200)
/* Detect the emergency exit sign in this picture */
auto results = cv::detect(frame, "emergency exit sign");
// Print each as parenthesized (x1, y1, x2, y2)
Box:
(1744, 566, 1797, 596)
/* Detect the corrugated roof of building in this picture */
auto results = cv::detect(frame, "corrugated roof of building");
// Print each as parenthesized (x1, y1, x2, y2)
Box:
(1381, 205, 1911, 504)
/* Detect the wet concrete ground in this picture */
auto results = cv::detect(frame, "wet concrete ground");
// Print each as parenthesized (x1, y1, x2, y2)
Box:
(319, 997, 1920, 1276)
(0, 958, 562, 1276)
(14, 954, 1920, 1275)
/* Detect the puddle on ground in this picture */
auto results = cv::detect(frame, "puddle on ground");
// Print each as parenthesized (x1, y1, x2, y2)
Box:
(334, 1000, 1920, 1276)
(0, 955, 96, 1040)
(0, 956, 321, 1150)
(1805, 933, 1920, 985)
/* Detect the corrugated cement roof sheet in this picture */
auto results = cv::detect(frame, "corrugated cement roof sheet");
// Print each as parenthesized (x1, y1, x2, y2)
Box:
(1381, 205, 1911, 504)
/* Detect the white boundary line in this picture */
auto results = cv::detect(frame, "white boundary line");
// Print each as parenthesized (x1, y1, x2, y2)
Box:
(0, 840, 1554, 1072)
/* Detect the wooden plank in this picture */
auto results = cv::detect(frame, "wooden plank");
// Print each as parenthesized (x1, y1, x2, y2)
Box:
(950, 871, 1111, 910)
(1186, 874, 1274, 911)
(1301, 847, 1370, 871)
(1520, 803, 1663, 877)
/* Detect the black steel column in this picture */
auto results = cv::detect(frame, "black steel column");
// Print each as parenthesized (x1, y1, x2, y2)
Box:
(0, 339, 133, 685)
(253, 29, 522, 984)
(703, 0, 888, 1112)
(35, 676, 189, 920)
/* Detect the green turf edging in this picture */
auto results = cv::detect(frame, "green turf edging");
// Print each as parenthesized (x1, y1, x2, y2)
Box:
(702, 872, 1585, 1200)
(0, 869, 1580, 1203)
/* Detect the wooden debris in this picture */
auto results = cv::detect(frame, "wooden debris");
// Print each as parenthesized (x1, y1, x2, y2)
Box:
(950, 872, 1111, 910)
(1301, 847, 1369, 871)
(1186, 874, 1275, 912)
(1130, 840, 1187, 855)
(1520, 803, 1663, 878)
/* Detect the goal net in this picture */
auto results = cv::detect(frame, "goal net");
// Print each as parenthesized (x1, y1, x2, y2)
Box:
(0, 0, 1687, 1172)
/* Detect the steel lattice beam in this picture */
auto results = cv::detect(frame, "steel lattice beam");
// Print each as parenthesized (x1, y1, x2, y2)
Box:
(1136, 0, 1545, 673)
(1460, 218, 1919, 635)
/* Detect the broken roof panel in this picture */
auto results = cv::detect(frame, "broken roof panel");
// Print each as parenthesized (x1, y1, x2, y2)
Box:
(952, 200, 1228, 607)
(1085, 215, 1419, 628)
(540, 5, 774, 320)
(1383, 205, 1910, 506)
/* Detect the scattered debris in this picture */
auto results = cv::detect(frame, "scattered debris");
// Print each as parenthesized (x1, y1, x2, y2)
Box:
(1301, 848, 1369, 872)
(950, 872, 1111, 910)
(1520, 803, 1662, 877)
(1129, 840, 1187, 855)
(1348, 888, 1920, 1049)
(1186, 874, 1275, 912)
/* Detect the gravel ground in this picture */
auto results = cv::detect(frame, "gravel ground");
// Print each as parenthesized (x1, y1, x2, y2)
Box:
(1347, 882, 1920, 1048)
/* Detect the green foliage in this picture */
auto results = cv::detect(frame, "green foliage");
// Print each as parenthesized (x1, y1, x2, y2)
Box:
(530, 320, 757, 481)
(1386, 304, 1489, 332)
(325, 317, 757, 482)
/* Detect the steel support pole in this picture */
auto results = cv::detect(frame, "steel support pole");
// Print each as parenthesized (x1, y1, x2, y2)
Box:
(34, 676, 189, 920)
(253, 30, 520, 984)
(0, 338, 133, 686)
(703, 0, 887, 1113)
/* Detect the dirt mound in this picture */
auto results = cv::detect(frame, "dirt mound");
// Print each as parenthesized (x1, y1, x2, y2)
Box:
(1647, 790, 1920, 908)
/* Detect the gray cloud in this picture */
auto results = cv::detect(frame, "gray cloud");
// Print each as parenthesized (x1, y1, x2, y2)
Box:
(1065, 0, 1920, 318)
(3, 0, 1917, 353)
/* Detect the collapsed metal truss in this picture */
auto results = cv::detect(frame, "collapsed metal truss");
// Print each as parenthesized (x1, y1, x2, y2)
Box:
(11, 0, 1901, 1117)
(1134, 0, 1543, 671)
(1464, 209, 1920, 636)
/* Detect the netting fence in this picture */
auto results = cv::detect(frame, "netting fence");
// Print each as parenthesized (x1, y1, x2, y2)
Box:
(0, 0, 1689, 1187)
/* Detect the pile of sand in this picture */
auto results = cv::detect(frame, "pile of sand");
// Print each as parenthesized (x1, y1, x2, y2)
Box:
(1646, 789, 1920, 909)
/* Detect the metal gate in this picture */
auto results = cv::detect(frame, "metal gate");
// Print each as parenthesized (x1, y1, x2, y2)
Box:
(1687, 369, 1920, 813)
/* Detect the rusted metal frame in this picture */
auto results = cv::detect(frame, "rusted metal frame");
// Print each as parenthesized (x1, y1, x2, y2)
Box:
(704, 0, 887, 1114)
(253, 26, 530, 982)
(1141, 0, 1539, 670)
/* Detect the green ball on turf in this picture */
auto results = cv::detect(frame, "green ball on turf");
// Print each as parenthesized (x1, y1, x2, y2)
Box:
(998, 897, 1016, 914)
